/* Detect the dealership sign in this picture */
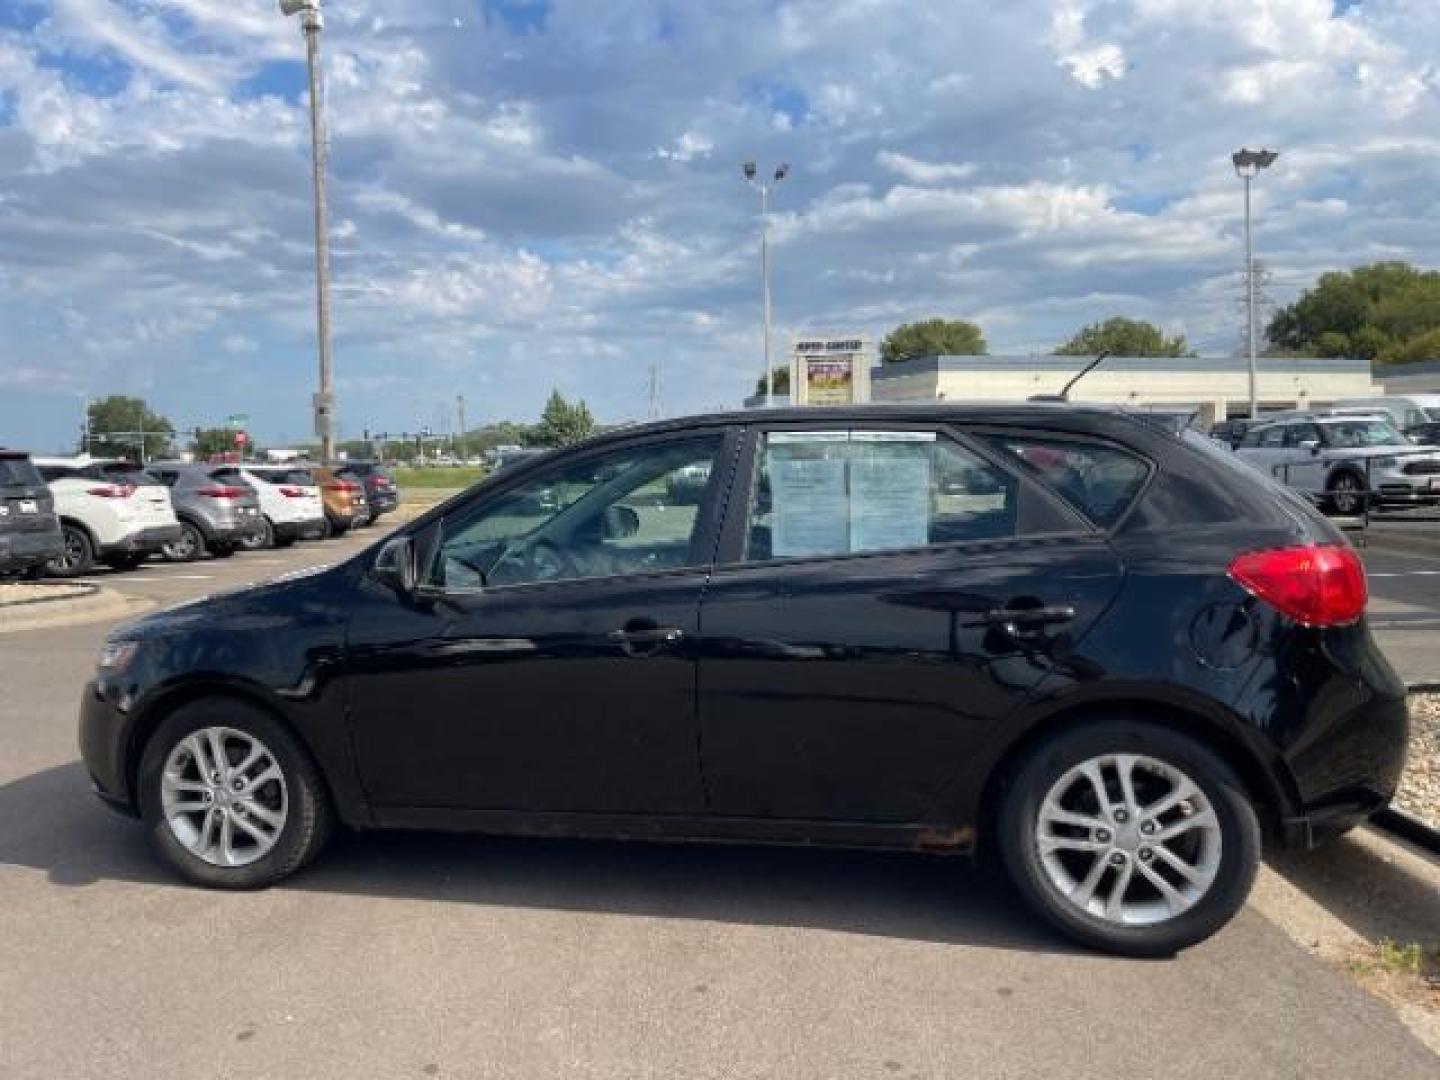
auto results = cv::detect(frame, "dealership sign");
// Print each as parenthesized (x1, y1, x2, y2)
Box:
(790, 333, 871, 406)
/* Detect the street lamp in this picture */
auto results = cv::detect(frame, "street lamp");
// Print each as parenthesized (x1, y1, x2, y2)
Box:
(1232, 147, 1279, 420)
(280, 0, 336, 462)
(743, 161, 790, 407)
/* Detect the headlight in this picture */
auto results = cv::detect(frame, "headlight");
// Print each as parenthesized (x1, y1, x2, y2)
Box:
(97, 640, 141, 673)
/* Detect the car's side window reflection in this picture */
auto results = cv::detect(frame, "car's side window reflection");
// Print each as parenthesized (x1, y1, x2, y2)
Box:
(426, 436, 724, 590)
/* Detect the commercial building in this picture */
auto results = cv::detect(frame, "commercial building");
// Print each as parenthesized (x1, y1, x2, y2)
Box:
(868, 354, 1380, 425)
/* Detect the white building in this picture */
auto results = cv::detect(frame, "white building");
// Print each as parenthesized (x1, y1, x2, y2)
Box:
(869, 354, 1380, 424)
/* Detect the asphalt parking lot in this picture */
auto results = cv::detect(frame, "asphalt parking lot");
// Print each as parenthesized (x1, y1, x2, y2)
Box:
(1, 522, 1437, 1077)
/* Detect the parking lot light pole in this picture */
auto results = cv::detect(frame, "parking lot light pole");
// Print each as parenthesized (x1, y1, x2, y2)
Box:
(281, 0, 336, 462)
(742, 162, 790, 407)
(1232, 148, 1278, 420)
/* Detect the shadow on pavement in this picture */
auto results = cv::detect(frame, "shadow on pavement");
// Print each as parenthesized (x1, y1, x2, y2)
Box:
(1266, 833, 1440, 946)
(0, 761, 1076, 956)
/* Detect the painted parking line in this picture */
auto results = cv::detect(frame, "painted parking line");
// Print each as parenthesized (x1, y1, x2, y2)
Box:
(1367, 569, 1440, 578)
(104, 574, 216, 583)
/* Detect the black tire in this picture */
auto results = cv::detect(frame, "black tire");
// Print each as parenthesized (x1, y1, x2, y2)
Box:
(137, 699, 335, 889)
(323, 515, 349, 539)
(103, 552, 148, 571)
(211, 542, 237, 559)
(162, 521, 206, 562)
(238, 517, 274, 551)
(1325, 470, 1367, 516)
(20, 562, 47, 581)
(47, 523, 95, 578)
(274, 534, 297, 549)
(997, 720, 1260, 957)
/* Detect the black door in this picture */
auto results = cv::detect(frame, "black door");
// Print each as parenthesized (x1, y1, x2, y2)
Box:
(697, 424, 1125, 823)
(343, 429, 735, 816)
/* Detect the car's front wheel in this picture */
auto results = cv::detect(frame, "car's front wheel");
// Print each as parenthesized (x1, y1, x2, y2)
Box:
(161, 522, 205, 562)
(238, 517, 273, 551)
(137, 700, 334, 889)
(998, 721, 1260, 956)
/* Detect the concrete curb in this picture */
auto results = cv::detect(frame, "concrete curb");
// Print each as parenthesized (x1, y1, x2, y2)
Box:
(0, 582, 98, 608)
(0, 586, 153, 635)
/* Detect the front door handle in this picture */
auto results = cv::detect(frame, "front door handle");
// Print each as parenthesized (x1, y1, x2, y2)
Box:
(608, 619, 685, 656)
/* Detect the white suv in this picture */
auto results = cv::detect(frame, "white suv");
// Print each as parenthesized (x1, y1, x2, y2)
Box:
(33, 457, 183, 576)
(226, 466, 326, 549)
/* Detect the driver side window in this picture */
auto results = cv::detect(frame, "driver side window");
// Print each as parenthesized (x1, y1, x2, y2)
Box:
(426, 435, 724, 590)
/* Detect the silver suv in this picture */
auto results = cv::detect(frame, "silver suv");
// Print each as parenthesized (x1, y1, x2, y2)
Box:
(146, 464, 263, 561)
(1235, 415, 1440, 514)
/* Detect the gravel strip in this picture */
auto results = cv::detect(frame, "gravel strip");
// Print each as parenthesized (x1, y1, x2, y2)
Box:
(1397, 695, 1440, 830)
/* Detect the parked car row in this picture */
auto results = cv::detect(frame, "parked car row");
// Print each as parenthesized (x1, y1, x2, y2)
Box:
(0, 452, 400, 579)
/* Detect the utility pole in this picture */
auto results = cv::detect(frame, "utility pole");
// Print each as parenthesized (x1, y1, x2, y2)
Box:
(1232, 148, 1279, 419)
(280, 1, 336, 460)
(647, 360, 661, 420)
(457, 394, 466, 460)
(742, 161, 791, 406)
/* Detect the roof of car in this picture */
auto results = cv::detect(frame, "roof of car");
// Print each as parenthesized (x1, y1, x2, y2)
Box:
(595, 401, 1161, 441)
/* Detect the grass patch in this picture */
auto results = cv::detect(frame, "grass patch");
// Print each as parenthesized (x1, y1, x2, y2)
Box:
(392, 467, 486, 489)
(1347, 938, 1439, 978)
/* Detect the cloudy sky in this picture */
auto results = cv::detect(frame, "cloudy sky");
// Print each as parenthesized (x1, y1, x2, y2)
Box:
(2, 0, 1438, 449)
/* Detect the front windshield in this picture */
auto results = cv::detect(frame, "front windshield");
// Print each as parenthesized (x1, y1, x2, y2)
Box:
(1322, 420, 1407, 448)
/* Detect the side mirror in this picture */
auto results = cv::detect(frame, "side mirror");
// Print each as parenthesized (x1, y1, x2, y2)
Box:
(370, 535, 417, 595)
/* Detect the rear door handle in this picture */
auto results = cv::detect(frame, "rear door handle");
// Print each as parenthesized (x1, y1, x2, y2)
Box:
(982, 605, 1076, 629)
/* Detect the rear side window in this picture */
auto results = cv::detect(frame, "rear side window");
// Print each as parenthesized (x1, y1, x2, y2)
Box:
(981, 435, 1149, 528)
(744, 430, 1027, 562)
(0, 456, 43, 486)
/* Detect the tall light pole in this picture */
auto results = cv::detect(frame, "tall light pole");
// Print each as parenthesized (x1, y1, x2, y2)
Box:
(1232, 147, 1278, 420)
(281, 0, 336, 461)
(743, 161, 790, 406)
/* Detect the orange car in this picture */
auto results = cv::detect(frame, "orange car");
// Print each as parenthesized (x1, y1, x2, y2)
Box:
(309, 466, 369, 537)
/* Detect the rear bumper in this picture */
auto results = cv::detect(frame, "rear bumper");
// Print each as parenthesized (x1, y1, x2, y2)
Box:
(274, 517, 324, 541)
(0, 526, 65, 569)
(367, 491, 399, 515)
(99, 524, 183, 557)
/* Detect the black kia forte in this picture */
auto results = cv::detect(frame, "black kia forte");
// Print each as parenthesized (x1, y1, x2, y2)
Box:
(79, 404, 1409, 955)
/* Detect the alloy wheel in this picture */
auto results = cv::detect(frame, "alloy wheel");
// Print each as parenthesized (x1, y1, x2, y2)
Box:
(1330, 475, 1363, 515)
(160, 726, 289, 868)
(1034, 753, 1222, 926)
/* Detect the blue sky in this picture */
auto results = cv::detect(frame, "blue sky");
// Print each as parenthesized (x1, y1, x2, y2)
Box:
(1, 0, 1438, 451)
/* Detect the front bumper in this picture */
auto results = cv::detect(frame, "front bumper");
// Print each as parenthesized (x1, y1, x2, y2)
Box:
(100, 524, 183, 557)
(78, 678, 138, 817)
(0, 526, 65, 569)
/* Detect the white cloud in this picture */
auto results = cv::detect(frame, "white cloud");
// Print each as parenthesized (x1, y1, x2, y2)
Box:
(875, 151, 977, 185)
(653, 130, 714, 163)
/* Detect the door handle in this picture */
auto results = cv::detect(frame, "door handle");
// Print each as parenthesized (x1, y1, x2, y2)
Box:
(981, 605, 1076, 631)
(607, 619, 685, 655)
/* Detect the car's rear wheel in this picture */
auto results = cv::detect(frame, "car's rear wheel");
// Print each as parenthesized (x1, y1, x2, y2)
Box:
(47, 524, 95, 577)
(323, 515, 348, 539)
(137, 700, 334, 889)
(998, 721, 1260, 956)
(1326, 470, 1367, 516)
(238, 517, 273, 551)
(162, 522, 205, 562)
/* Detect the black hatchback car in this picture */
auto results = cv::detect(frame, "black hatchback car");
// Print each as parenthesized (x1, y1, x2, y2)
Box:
(79, 405, 1407, 955)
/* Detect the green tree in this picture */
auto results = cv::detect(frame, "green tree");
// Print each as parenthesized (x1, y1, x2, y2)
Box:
(530, 390, 596, 448)
(879, 318, 987, 363)
(192, 428, 241, 459)
(1266, 262, 1440, 365)
(84, 395, 174, 461)
(754, 365, 791, 396)
(1055, 316, 1190, 357)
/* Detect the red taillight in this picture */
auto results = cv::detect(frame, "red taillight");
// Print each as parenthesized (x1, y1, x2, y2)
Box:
(373, 477, 392, 488)
(324, 481, 360, 493)
(86, 485, 135, 499)
(278, 486, 308, 498)
(196, 486, 248, 499)
(1227, 544, 1367, 628)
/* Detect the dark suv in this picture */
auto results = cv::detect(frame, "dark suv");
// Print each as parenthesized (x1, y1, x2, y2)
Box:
(335, 462, 399, 524)
(0, 450, 63, 576)
(79, 404, 1407, 955)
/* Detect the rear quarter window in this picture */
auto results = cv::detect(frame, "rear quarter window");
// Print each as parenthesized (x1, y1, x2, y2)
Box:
(980, 435, 1149, 528)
